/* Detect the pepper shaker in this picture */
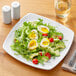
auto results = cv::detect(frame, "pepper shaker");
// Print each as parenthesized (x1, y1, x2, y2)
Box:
(2, 5, 11, 24)
(11, 1, 20, 19)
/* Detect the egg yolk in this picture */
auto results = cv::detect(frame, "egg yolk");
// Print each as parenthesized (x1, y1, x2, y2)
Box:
(29, 40, 36, 47)
(41, 27, 48, 33)
(29, 31, 36, 39)
(42, 41, 49, 45)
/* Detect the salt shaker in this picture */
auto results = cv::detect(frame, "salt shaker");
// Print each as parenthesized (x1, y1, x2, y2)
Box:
(11, 1, 20, 19)
(2, 5, 11, 24)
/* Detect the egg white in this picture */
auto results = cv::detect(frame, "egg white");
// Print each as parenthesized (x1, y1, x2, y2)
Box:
(29, 29, 38, 39)
(28, 40, 38, 50)
(40, 38, 49, 47)
(31, 29, 37, 34)
(38, 25, 49, 33)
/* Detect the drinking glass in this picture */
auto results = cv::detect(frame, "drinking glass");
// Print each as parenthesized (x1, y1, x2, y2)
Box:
(54, 0, 71, 19)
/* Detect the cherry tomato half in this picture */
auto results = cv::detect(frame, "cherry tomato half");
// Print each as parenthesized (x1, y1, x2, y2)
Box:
(42, 33, 48, 36)
(49, 38, 54, 42)
(45, 52, 51, 59)
(39, 52, 42, 56)
(58, 36, 62, 40)
(32, 59, 38, 64)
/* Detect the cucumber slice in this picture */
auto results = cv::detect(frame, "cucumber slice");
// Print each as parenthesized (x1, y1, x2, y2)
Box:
(41, 56, 49, 62)
(54, 50, 60, 56)
(56, 41, 65, 49)
(48, 48, 55, 55)
(30, 53, 39, 59)
(54, 39, 59, 42)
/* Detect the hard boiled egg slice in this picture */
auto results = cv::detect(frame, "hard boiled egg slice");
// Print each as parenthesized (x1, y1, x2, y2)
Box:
(29, 30, 38, 39)
(38, 25, 49, 33)
(40, 38, 50, 47)
(28, 40, 38, 50)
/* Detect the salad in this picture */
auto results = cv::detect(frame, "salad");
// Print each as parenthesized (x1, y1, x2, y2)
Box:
(11, 18, 66, 64)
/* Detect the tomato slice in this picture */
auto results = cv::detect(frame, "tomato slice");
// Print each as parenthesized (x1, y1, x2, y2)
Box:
(49, 38, 54, 42)
(32, 59, 38, 64)
(45, 52, 51, 59)
(42, 33, 48, 36)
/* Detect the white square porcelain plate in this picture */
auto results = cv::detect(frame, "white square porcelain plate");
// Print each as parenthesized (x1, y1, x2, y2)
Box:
(3, 13, 74, 70)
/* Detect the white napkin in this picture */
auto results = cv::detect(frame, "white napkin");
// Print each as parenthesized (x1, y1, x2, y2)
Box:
(62, 36, 76, 73)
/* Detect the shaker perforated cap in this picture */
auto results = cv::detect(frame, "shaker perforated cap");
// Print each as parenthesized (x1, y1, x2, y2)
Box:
(11, 1, 20, 8)
(11, 1, 20, 19)
(2, 5, 11, 12)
